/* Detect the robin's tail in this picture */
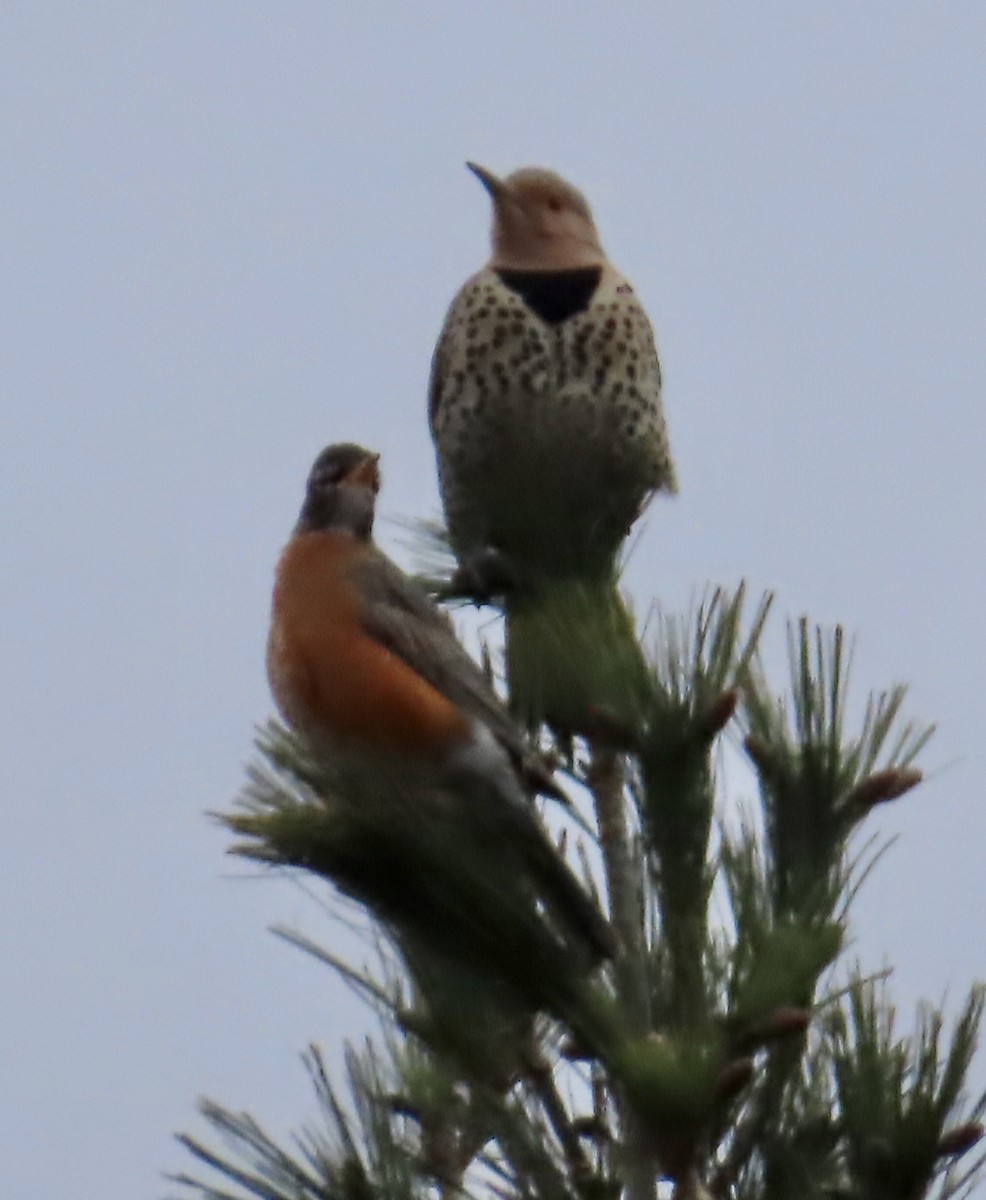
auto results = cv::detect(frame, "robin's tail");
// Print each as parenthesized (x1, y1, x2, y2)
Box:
(448, 726, 615, 961)
(519, 823, 616, 962)
(485, 778, 614, 961)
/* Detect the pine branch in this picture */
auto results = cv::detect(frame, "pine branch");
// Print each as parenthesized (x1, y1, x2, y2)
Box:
(525, 1055, 594, 1183)
(738, 618, 934, 925)
(171, 1044, 418, 1200)
(175, 575, 984, 1200)
(587, 746, 647, 1026)
(827, 979, 986, 1200)
(639, 586, 771, 1027)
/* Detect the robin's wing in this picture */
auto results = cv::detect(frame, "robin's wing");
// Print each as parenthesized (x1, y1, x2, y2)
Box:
(352, 551, 530, 763)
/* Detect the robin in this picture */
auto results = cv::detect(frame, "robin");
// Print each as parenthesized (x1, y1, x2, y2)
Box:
(266, 442, 614, 959)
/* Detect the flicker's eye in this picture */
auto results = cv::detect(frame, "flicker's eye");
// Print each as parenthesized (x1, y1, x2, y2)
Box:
(547, 196, 563, 212)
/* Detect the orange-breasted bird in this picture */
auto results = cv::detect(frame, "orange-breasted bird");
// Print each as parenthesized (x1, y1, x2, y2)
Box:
(266, 443, 613, 959)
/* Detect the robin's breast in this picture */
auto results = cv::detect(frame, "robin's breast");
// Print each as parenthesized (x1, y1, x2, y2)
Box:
(268, 533, 473, 759)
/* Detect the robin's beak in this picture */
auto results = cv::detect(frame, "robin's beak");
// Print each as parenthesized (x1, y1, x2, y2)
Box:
(466, 161, 504, 201)
(346, 452, 381, 491)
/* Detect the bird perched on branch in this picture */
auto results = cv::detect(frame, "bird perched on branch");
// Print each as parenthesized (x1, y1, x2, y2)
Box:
(428, 164, 676, 733)
(266, 442, 613, 960)
(429, 162, 676, 593)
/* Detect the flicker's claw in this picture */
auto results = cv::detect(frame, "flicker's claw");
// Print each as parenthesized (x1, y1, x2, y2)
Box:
(446, 546, 519, 605)
(580, 705, 642, 751)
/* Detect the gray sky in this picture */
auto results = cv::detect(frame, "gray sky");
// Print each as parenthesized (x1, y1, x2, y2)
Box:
(3, 5, 984, 1196)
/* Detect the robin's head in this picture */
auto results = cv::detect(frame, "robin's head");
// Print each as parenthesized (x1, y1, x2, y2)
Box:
(467, 163, 605, 272)
(296, 443, 380, 538)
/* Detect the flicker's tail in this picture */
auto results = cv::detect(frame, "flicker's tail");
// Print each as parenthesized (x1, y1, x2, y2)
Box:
(505, 575, 651, 740)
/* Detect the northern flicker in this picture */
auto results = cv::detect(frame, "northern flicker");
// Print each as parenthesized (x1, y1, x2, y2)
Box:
(428, 164, 676, 734)
(429, 163, 677, 592)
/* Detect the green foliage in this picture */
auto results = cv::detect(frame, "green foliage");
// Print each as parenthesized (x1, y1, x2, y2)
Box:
(172, 1044, 418, 1200)
(729, 921, 842, 1026)
(827, 981, 986, 1200)
(637, 586, 772, 1026)
(739, 620, 933, 923)
(227, 725, 614, 1040)
(505, 576, 652, 735)
(175, 583, 984, 1200)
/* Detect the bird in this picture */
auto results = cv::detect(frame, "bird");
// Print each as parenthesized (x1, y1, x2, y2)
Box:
(266, 442, 614, 960)
(426, 165, 675, 736)
(429, 162, 677, 594)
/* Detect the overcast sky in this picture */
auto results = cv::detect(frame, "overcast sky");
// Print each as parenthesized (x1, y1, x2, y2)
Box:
(3, 6, 985, 1197)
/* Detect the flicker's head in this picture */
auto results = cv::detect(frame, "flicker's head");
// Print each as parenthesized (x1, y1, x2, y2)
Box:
(467, 163, 606, 271)
(296, 443, 380, 538)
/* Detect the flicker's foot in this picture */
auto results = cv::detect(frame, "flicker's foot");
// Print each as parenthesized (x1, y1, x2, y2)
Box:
(443, 546, 519, 605)
(581, 705, 642, 751)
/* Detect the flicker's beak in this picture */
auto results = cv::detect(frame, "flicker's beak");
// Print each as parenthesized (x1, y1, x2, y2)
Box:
(466, 161, 503, 201)
(346, 452, 381, 491)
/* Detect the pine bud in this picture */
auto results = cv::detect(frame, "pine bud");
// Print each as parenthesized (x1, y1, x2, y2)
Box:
(715, 1056, 755, 1103)
(848, 766, 923, 811)
(734, 1006, 811, 1051)
(699, 688, 740, 739)
(936, 1122, 984, 1158)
